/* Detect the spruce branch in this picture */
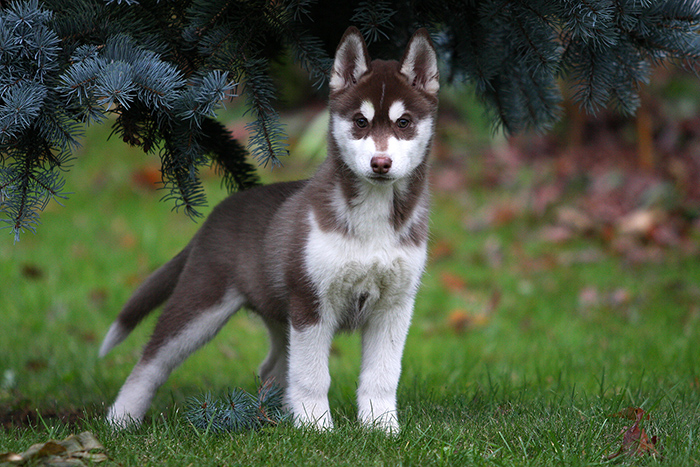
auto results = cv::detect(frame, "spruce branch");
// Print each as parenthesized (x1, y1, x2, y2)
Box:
(0, 128, 71, 241)
(284, 0, 315, 22)
(184, 392, 226, 433)
(159, 144, 208, 219)
(184, 380, 288, 434)
(2, 0, 700, 239)
(255, 378, 287, 427)
(200, 117, 260, 193)
(220, 389, 257, 432)
(268, 2, 333, 89)
(241, 58, 288, 167)
(351, 1, 396, 45)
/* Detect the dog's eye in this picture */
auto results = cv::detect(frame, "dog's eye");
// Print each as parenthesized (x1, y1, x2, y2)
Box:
(355, 117, 369, 129)
(397, 117, 411, 129)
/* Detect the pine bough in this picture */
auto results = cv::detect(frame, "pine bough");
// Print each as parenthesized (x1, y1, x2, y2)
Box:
(184, 380, 289, 434)
(1, 0, 699, 240)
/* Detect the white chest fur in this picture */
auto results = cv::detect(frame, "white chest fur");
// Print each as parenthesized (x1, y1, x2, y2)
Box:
(304, 185, 427, 329)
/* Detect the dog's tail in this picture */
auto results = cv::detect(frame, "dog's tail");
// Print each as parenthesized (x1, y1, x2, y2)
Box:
(98, 244, 192, 357)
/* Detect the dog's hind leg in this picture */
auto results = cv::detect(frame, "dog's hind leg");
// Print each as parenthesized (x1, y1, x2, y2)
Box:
(258, 318, 289, 388)
(106, 287, 246, 428)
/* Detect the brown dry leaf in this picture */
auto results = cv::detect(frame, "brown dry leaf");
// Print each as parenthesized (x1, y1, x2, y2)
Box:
(18, 441, 66, 460)
(487, 289, 501, 314)
(440, 271, 468, 293)
(447, 290, 499, 334)
(21, 264, 44, 280)
(606, 407, 661, 460)
(556, 206, 593, 232)
(0, 453, 23, 463)
(430, 239, 456, 262)
(131, 165, 162, 190)
(617, 209, 664, 237)
(119, 232, 138, 250)
(447, 309, 491, 334)
(0, 431, 107, 466)
(447, 310, 471, 333)
(486, 202, 520, 227)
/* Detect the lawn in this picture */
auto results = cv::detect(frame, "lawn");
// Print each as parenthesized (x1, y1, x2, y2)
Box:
(1, 95, 699, 465)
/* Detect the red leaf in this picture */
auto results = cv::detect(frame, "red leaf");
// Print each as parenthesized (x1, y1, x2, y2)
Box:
(440, 271, 467, 293)
(447, 310, 471, 333)
(606, 407, 661, 460)
(131, 165, 162, 190)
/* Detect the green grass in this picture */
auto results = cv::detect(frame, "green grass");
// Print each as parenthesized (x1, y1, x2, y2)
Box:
(1, 111, 700, 466)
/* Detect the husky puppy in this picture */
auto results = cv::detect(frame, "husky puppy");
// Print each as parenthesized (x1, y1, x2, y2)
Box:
(100, 26, 439, 433)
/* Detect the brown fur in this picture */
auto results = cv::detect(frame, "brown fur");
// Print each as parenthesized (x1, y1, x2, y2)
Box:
(109, 28, 436, 363)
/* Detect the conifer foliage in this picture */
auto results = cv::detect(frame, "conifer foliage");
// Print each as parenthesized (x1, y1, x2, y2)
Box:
(1, 0, 698, 240)
(184, 380, 288, 434)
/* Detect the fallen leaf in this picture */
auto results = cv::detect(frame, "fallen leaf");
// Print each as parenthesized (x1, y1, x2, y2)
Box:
(25, 441, 66, 458)
(119, 232, 138, 250)
(432, 166, 466, 192)
(532, 183, 563, 216)
(440, 271, 468, 293)
(73, 431, 106, 455)
(25, 358, 48, 372)
(447, 309, 491, 334)
(0, 452, 23, 462)
(557, 206, 593, 232)
(21, 264, 44, 280)
(650, 223, 681, 247)
(538, 225, 574, 244)
(558, 248, 604, 265)
(617, 209, 664, 237)
(578, 286, 600, 309)
(447, 310, 470, 333)
(486, 202, 520, 227)
(0, 431, 107, 466)
(430, 239, 455, 262)
(446, 290, 498, 334)
(606, 407, 661, 460)
(487, 289, 501, 314)
(131, 165, 162, 190)
(609, 288, 632, 308)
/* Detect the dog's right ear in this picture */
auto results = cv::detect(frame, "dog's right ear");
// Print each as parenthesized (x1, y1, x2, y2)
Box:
(329, 27, 370, 93)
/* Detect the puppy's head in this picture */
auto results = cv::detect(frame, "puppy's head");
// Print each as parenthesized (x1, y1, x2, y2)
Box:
(329, 28, 439, 184)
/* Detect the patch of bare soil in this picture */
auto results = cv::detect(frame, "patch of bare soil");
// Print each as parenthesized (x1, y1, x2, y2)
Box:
(1, 401, 86, 429)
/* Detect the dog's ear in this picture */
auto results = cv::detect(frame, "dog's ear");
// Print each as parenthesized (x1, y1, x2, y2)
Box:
(400, 29, 439, 95)
(330, 27, 370, 93)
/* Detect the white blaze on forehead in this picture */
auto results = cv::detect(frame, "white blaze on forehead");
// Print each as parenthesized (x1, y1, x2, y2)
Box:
(388, 100, 406, 122)
(360, 100, 375, 121)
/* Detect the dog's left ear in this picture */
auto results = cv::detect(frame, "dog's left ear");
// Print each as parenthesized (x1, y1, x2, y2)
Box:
(330, 27, 371, 93)
(400, 29, 439, 95)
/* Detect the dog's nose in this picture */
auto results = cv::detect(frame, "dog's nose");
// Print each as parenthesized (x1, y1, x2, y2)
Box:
(371, 156, 392, 174)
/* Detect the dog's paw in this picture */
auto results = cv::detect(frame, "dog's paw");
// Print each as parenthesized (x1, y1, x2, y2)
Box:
(105, 405, 141, 430)
(294, 410, 335, 431)
(359, 410, 400, 435)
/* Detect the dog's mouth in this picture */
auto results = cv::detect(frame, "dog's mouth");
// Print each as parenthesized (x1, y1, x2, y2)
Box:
(366, 174, 395, 184)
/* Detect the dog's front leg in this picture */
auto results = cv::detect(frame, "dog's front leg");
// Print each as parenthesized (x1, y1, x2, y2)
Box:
(286, 316, 335, 430)
(357, 299, 414, 434)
